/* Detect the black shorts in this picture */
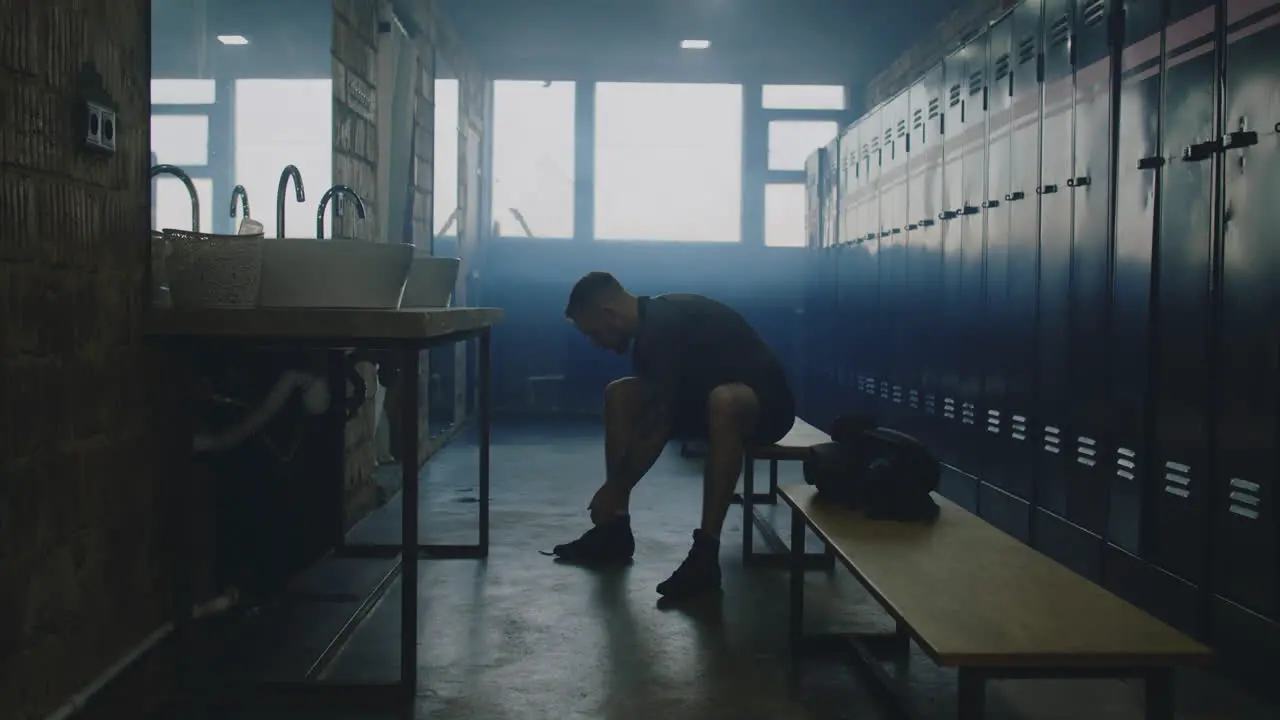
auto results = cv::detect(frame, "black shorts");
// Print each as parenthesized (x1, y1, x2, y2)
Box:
(670, 380, 795, 446)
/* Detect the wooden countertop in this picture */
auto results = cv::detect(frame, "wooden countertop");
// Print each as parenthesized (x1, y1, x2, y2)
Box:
(780, 483, 1214, 668)
(144, 307, 504, 343)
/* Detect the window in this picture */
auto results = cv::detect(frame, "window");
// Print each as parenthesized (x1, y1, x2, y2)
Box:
(434, 79, 459, 236)
(491, 80, 576, 238)
(151, 115, 209, 166)
(233, 79, 332, 238)
(767, 121, 839, 171)
(764, 184, 807, 248)
(762, 84, 846, 110)
(151, 79, 216, 105)
(154, 177, 214, 234)
(595, 82, 742, 242)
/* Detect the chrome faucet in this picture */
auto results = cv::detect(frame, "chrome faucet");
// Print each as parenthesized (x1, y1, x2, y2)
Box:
(276, 165, 305, 237)
(316, 185, 367, 238)
(230, 185, 251, 220)
(149, 164, 200, 233)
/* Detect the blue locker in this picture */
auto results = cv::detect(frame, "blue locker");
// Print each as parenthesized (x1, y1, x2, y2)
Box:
(903, 75, 933, 439)
(876, 92, 911, 425)
(853, 109, 882, 414)
(914, 64, 948, 450)
(836, 123, 861, 411)
(937, 46, 970, 481)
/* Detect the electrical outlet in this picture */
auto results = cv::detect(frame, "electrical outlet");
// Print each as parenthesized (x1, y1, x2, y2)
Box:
(84, 101, 117, 153)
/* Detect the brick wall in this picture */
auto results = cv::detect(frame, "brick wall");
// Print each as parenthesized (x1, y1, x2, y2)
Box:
(0, 0, 190, 717)
(865, 0, 1015, 109)
(334, 0, 487, 527)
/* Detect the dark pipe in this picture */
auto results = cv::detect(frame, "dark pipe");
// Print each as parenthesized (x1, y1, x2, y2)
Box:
(229, 185, 250, 220)
(149, 164, 200, 232)
(316, 185, 367, 238)
(276, 165, 305, 238)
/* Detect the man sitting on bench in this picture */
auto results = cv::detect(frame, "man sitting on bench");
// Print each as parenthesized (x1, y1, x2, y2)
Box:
(550, 271, 796, 602)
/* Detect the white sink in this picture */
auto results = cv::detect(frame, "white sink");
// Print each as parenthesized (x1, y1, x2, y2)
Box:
(259, 239, 414, 309)
(401, 256, 460, 308)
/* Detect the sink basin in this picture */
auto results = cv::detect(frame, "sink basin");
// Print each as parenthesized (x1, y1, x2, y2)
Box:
(401, 256, 460, 308)
(259, 239, 414, 309)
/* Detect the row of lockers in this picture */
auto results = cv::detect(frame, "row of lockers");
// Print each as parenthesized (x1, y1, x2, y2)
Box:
(801, 0, 1279, 654)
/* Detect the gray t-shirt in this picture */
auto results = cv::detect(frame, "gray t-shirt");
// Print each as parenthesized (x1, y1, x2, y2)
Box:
(631, 293, 791, 404)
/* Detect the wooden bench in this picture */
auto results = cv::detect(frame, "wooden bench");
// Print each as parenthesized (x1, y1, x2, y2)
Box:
(734, 418, 836, 569)
(779, 483, 1214, 720)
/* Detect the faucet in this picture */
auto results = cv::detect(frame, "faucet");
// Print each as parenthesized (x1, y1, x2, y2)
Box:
(149, 164, 200, 232)
(229, 185, 251, 220)
(316, 185, 367, 238)
(276, 165, 305, 237)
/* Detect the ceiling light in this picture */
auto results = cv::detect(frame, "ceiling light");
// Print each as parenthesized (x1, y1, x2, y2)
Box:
(681, 39, 711, 50)
(216, 35, 250, 45)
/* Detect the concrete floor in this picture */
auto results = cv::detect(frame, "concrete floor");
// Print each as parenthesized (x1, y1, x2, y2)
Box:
(207, 418, 1277, 720)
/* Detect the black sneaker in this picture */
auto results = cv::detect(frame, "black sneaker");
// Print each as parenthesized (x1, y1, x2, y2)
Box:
(551, 517, 635, 566)
(656, 530, 722, 601)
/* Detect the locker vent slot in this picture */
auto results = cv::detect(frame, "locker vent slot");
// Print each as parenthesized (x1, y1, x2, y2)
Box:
(1010, 413, 1027, 440)
(986, 409, 1001, 435)
(968, 70, 984, 96)
(1043, 425, 1061, 454)
(908, 388, 920, 409)
(1017, 36, 1036, 64)
(883, 128, 893, 144)
(1049, 15, 1071, 47)
(897, 120, 907, 138)
(880, 380, 890, 400)
(1228, 477, 1261, 520)
(961, 401, 976, 425)
(1076, 435, 1097, 468)
(927, 97, 941, 118)
(1163, 460, 1192, 499)
(948, 83, 962, 107)
(994, 53, 1011, 80)
(892, 384, 903, 404)
(1083, 0, 1106, 28)
(1115, 447, 1136, 480)
(943, 397, 956, 420)
(924, 393, 937, 415)
(913, 108, 924, 129)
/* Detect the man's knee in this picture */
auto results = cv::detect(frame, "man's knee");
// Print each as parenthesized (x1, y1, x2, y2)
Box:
(605, 377, 642, 410)
(706, 383, 759, 431)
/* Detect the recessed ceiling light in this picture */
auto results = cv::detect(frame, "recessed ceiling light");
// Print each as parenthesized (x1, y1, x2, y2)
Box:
(681, 39, 711, 50)
(217, 35, 250, 45)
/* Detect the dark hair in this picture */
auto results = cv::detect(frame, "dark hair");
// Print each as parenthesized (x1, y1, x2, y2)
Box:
(565, 271, 624, 318)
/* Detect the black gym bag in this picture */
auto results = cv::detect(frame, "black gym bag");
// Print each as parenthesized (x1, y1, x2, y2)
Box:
(802, 415, 941, 523)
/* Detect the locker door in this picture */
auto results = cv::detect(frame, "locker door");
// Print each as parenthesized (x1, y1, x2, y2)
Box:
(1148, 0, 1218, 585)
(837, 124, 860, 411)
(802, 149, 822, 417)
(905, 79, 931, 437)
(958, 31, 991, 480)
(858, 111, 884, 412)
(824, 138, 843, 422)
(1214, 0, 1279, 619)
(806, 150, 823, 251)
(1064, 0, 1115, 536)
(1108, 0, 1164, 553)
(917, 65, 948, 449)
(871, 108, 895, 417)
(982, 12, 1018, 508)
(1006, 0, 1046, 503)
(938, 49, 968, 468)
(882, 92, 911, 424)
(1035, 0, 1077, 523)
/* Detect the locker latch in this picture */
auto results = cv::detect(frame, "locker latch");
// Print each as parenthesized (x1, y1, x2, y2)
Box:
(1221, 129, 1259, 150)
(891, 228, 902, 235)
(1066, 176, 1091, 187)
(919, 218, 936, 227)
(1004, 191, 1026, 202)
(865, 233, 876, 241)
(1036, 184, 1059, 195)
(907, 223, 919, 231)
(981, 199, 1000, 209)
(1137, 156, 1165, 170)
(959, 205, 979, 215)
(880, 230, 892, 238)
(938, 210, 957, 220)
(1181, 139, 1221, 162)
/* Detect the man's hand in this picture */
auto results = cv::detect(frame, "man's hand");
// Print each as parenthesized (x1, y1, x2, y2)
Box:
(588, 482, 628, 526)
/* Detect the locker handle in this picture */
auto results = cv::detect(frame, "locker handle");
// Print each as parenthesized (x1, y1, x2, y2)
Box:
(865, 233, 876, 241)
(891, 228, 902, 235)
(938, 210, 957, 220)
(1137, 156, 1165, 170)
(919, 218, 936, 227)
(1181, 139, 1220, 162)
(880, 230, 892, 238)
(907, 223, 919, 231)
(1221, 130, 1259, 150)
(1004, 191, 1026, 202)
(1036, 184, 1059, 195)
(1066, 176, 1091, 187)
(981, 199, 1000, 209)
(959, 205, 979, 215)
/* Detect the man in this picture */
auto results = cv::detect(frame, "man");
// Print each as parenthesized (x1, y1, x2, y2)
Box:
(551, 271, 796, 602)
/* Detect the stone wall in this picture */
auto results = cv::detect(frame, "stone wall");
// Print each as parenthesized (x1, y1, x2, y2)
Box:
(0, 0, 190, 717)
(333, 0, 487, 527)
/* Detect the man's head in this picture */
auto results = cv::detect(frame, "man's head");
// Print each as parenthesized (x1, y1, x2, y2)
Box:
(565, 271, 639, 354)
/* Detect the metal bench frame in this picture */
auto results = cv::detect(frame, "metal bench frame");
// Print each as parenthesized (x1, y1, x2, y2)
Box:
(734, 442, 835, 572)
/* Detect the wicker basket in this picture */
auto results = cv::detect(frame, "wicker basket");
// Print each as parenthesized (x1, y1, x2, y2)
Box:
(163, 229, 265, 309)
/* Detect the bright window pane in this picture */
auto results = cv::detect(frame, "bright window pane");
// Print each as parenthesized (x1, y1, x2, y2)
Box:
(761, 84, 846, 110)
(491, 80, 576, 238)
(768, 121, 839, 171)
(595, 82, 742, 242)
(154, 177, 213, 234)
(434, 79, 459, 236)
(152, 79, 216, 104)
(151, 115, 209, 166)
(764, 183, 806, 248)
(233, 79, 332, 238)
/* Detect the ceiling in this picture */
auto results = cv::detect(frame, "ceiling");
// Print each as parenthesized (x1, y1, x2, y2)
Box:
(436, 0, 958, 88)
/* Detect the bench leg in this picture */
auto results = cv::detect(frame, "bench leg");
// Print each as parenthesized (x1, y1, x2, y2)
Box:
(956, 669, 987, 720)
(742, 454, 756, 567)
(789, 504, 806, 647)
(738, 455, 834, 570)
(1143, 668, 1174, 720)
(768, 459, 779, 504)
